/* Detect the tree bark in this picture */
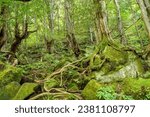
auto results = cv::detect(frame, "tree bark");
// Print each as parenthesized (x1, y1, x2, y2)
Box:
(137, 0, 150, 40)
(0, 3, 7, 50)
(64, 0, 80, 57)
(10, 16, 36, 53)
(93, 0, 112, 43)
(114, 0, 127, 45)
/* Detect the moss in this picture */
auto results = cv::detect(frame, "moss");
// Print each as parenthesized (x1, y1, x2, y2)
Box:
(134, 59, 144, 75)
(96, 59, 144, 83)
(13, 83, 38, 100)
(122, 78, 150, 99)
(0, 65, 23, 87)
(82, 80, 101, 100)
(0, 82, 20, 100)
(103, 46, 127, 64)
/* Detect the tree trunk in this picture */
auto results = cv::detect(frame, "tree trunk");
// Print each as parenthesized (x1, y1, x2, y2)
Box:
(93, 0, 112, 43)
(114, 0, 127, 45)
(43, 0, 55, 54)
(137, 0, 150, 40)
(64, 0, 80, 57)
(10, 15, 36, 54)
(0, 3, 7, 50)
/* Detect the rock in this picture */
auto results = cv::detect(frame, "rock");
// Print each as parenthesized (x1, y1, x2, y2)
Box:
(13, 83, 38, 100)
(44, 79, 59, 91)
(96, 59, 144, 82)
(0, 82, 20, 100)
(122, 78, 150, 99)
(82, 80, 101, 100)
(0, 65, 23, 87)
(103, 45, 127, 64)
(82, 78, 150, 100)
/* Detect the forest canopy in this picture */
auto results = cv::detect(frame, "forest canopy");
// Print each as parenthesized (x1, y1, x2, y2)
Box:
(0, 0, 150, 100)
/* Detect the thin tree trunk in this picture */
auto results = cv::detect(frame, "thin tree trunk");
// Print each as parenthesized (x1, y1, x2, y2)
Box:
(0, 3, 7, 50)
(114, 0, 127, 45)
(129, 1, 143, 47)
(137, 0, 150, 40)
(43, 0, 55, 54)
(93, 0, 112, 43)
(64, 0, 80, 57)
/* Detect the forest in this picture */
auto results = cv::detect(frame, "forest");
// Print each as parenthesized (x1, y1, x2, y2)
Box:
(0, 0, 150, 100)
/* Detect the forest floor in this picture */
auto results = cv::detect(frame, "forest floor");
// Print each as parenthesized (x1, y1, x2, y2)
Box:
(0, 41, 150, 100)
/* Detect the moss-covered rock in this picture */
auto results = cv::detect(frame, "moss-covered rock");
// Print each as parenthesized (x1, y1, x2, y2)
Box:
(13, 83, 38, 100)
(82, 78, 150, 100)
(96, 59, 144, 82)
(0, 82, 20, 100)
(103, 45, 128, 64)
(122, 78, 150, 99)
(44, 79, 59, 91)
(0, 65, 23, 87)
(82, 80, 101, 100)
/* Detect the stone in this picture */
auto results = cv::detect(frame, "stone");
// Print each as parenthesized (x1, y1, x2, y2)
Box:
(0, 66, 23, 87)
(122, 78, 150, 99)
(13, 83, 38, 100)
(82, 80, 101, 100)
(96, 59, 144, 83)
(103, 45, 128, 64)
(0, 82, 20, 100)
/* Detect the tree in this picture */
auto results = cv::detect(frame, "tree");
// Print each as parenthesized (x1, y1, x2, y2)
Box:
(64, 0, 80, 57)
(93, 0, 112, 43)
(114, 0, 126, 45)
(137, 0, 150, 39)
(10, 15, 36, 54)
(0, 3, 7, 50)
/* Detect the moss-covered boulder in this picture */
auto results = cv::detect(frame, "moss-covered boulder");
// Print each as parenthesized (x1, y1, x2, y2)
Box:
(0, 65, 23, 87)
(82, 80, 101, 100)
(96, 59, 144, 82)
(103, 45, 128, 64)
(13, 83, 38, 100)
(122, 78, 150, 99)
(82, 78, 150, 100)
(0, 82, 20, 100)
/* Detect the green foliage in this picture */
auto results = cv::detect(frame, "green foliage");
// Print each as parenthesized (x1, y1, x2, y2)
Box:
(96, 86, 117, 100)
(96, 86, 134, 100)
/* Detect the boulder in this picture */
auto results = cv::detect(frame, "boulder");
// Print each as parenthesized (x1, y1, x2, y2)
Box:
(13, 83, 38, 100)
(82, 80, 101, 100)
(0, 82, 20, 100)
(103, 45, 128, 64)
(122, 78, 150, 99)
(82, 78, 150, 100)
(96, 59, 144, 82)
(0, 65, 23, 87)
